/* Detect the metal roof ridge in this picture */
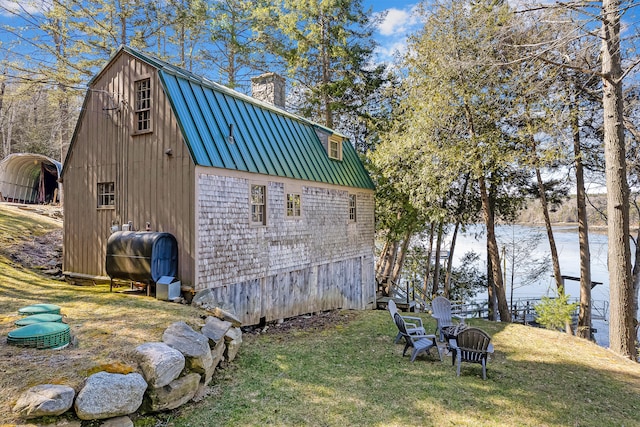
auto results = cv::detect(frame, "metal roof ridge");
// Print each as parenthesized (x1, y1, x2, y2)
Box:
(121, 45, 348, 139)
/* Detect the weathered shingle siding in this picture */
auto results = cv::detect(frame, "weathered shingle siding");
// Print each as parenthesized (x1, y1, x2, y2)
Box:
(196, 169, 375, 323)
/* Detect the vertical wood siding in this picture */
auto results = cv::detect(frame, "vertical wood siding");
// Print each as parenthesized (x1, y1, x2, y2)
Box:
(202, 257, 374, 325)
(63, 52, 196, 285)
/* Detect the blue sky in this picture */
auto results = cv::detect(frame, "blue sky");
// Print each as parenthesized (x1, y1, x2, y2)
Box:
(0, 0, 422, 67)
(365, 1, 422, 63)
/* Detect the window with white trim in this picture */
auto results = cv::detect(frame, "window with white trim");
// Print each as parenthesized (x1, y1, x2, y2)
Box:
(97, 182, 115, 208)
(328, 135, 342, 160)
(135, 78, 151, 133)
(286, 193, 301, 217)
(349, 194, 357, 222)
(251, 184, 266, 225)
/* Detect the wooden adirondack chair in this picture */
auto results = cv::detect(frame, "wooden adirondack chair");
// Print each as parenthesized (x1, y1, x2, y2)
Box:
(387, 299, 426, 343)
(393, 313, 441, 362)
(449, 327, 493, 380)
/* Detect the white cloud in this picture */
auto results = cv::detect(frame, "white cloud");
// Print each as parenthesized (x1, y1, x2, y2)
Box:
(0, 0, 49, 16)
(376, 8, 415, 37)
(373, 5, 422, 63)
(375, 40, 409, 61)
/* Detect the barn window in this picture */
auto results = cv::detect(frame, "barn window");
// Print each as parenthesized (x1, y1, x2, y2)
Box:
(251, 184, 266, 225)
(97, 182, 115, 208)
(349, 194, 357, 222)
(328, 135, 342, 161)
(286, 193, 301, 217)
(135, 78, 152, 133)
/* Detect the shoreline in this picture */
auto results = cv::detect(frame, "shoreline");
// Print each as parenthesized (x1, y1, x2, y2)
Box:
(513, 222, 640, 236)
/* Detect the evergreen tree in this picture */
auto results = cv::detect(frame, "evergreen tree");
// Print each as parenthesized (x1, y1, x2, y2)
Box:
(375, 0, 523, 321)
(204, 0, 266, 91)
(254, 0, 383, 129)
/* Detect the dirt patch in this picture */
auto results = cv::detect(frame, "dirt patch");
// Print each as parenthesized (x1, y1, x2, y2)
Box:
(0, 203, 64, 278)
(1, 228, 63, 275)
(242, 310, 360, 336)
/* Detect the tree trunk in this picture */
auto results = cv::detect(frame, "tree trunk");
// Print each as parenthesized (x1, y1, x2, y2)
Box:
(479, 175, 510, 322)
(376, 240, 390, 277)
(444, 174, 469, 300)
(487, 245, 497, 321)
(229, 40, 237, 89)
(423, 223, 435, 297)
(380, 240, 398, 282)
(2, 102, 14, 158)
(0, 69, 5, 157)
(534, 165, 571, 333)
(632, 224, 640, 332)
(602, 0, 635, 359)
(118, 1, 127, 46)
(431, 222, 444, 297)
(535, 166, 563, 294)
(377, 238, 398, 297)
(444, 221, 460, 298)
(320, 13, 332, 128)
(391, 230, 413, 284)
(572, 98, 593, 340)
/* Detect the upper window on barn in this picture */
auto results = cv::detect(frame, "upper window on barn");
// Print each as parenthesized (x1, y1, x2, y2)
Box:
(286, 193, 301, 218)
(349, 194, 357, 222)
(251, 184, 266, 225)
(97, 182, 115, 208)
(134, 78, 152, 133)
(328, 135, 343, 161)
(315, 130, 344, 161)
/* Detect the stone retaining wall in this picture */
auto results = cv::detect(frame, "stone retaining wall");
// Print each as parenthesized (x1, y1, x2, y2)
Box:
(12, 308, 242, 424)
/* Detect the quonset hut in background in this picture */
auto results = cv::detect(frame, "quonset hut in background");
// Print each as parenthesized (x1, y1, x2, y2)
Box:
(0, 153, 62, 204)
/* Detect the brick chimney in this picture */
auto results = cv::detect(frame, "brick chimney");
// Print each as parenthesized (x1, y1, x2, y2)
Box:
(251, 73, 286, 109)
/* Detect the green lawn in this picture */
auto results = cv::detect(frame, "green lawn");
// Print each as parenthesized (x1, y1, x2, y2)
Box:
(170, 312, 640, 427)
(1, 203, 640, 427)
(0, 204, 204, 425)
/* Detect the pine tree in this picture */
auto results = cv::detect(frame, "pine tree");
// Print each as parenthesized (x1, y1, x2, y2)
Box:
(254, 0, 382, 128)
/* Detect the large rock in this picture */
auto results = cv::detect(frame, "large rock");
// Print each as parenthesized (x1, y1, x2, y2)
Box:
(162, 321, 214, 375)
(50, 421, 81, 427)
(13, 384, 75, 418)
(143, 373, 201, 412)
(191, 290, 242, 327)
(202, 316, 230, 373)
(224, 326, 243, 362)
(207, 306, 242, 327)
(191, 287, 214, 306)
(210, 338, 226, 371)
(201, 316, 232, 343)
(74, 372, 147, 420)
(135, 342, 185, 388)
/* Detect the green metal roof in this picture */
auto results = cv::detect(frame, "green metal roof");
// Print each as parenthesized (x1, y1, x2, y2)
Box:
(124, 46, 374, 190)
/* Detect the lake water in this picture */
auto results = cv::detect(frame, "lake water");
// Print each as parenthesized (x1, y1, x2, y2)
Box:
(449, 224, 619, 347)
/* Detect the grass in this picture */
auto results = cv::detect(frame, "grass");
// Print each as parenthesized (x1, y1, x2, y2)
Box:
(0, 204, 61, 248)
(2, 203, 640, 426)
(169, 313, 640, 427)
(0, 204, 204, 425)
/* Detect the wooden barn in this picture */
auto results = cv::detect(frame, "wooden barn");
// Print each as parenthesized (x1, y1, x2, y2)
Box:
(60, 46, 376, 325)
